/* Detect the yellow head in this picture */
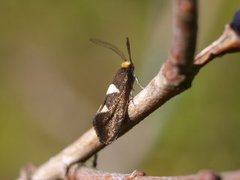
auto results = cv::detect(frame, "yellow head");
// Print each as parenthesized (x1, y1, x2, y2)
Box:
(121, 61, 131, 68)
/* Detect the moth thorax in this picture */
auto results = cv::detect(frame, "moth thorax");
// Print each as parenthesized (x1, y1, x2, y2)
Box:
(121, 61, 131, 68)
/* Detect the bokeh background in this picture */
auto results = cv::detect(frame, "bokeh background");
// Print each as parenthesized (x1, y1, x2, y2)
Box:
(1, 0, 240, 179)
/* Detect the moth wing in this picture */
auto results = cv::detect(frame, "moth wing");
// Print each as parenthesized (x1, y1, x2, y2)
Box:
(93, 91, 129, 144)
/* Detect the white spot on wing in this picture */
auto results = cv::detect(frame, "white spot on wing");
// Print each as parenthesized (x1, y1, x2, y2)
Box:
(100, 105, 109, 113)
(106, 84, 120, 95)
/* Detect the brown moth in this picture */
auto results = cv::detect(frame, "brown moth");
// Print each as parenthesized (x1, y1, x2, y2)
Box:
(91, 38, 135, 144)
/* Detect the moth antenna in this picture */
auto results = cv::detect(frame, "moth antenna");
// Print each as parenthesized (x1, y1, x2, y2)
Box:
(90, 38, 127, 61)
(126, 37, 133, 63)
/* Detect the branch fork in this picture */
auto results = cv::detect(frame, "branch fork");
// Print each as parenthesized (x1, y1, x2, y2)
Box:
(18, 1, 240, 179)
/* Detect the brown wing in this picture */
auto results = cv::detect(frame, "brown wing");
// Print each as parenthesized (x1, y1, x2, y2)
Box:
(93, 93, 128, 144)
(93, 67, 134, 144)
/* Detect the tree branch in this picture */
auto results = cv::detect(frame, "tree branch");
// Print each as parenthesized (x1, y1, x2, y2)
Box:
(67, 167, 240, 180)
(21, 1, 240, 180)
(195, 25, 240, 68)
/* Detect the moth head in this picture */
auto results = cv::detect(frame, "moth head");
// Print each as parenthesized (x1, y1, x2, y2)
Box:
(121, 61, 131, 68)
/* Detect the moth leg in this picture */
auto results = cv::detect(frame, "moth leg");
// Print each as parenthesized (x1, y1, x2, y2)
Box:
(134, 74, 144, 89)
(92, 153, 98, 168)
(130, 90, 135, 106)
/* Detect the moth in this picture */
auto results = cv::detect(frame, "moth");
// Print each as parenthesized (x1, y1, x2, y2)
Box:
(91, 38, 135, 144)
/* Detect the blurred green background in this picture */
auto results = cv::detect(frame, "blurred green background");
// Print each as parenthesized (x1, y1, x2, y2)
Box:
(1, 0, 240, 179)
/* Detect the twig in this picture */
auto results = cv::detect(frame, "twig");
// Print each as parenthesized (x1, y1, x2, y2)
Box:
(67, 167, 240, 180)
(19, 165, 240, 180)
(195, 25, 240, 68)
(67, 167, 146, 180)
(24, 2, 240, 180)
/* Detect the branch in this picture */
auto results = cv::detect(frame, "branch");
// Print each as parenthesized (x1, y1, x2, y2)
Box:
(195, 9, 240, 68)
(19, 165, 240, 180)
(67, 167, 240, 180)
(23, 2, 240, 180)
(195, 25, 240, 68)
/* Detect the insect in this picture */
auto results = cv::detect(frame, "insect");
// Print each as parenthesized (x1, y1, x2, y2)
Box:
(91, 37, 135, 144)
